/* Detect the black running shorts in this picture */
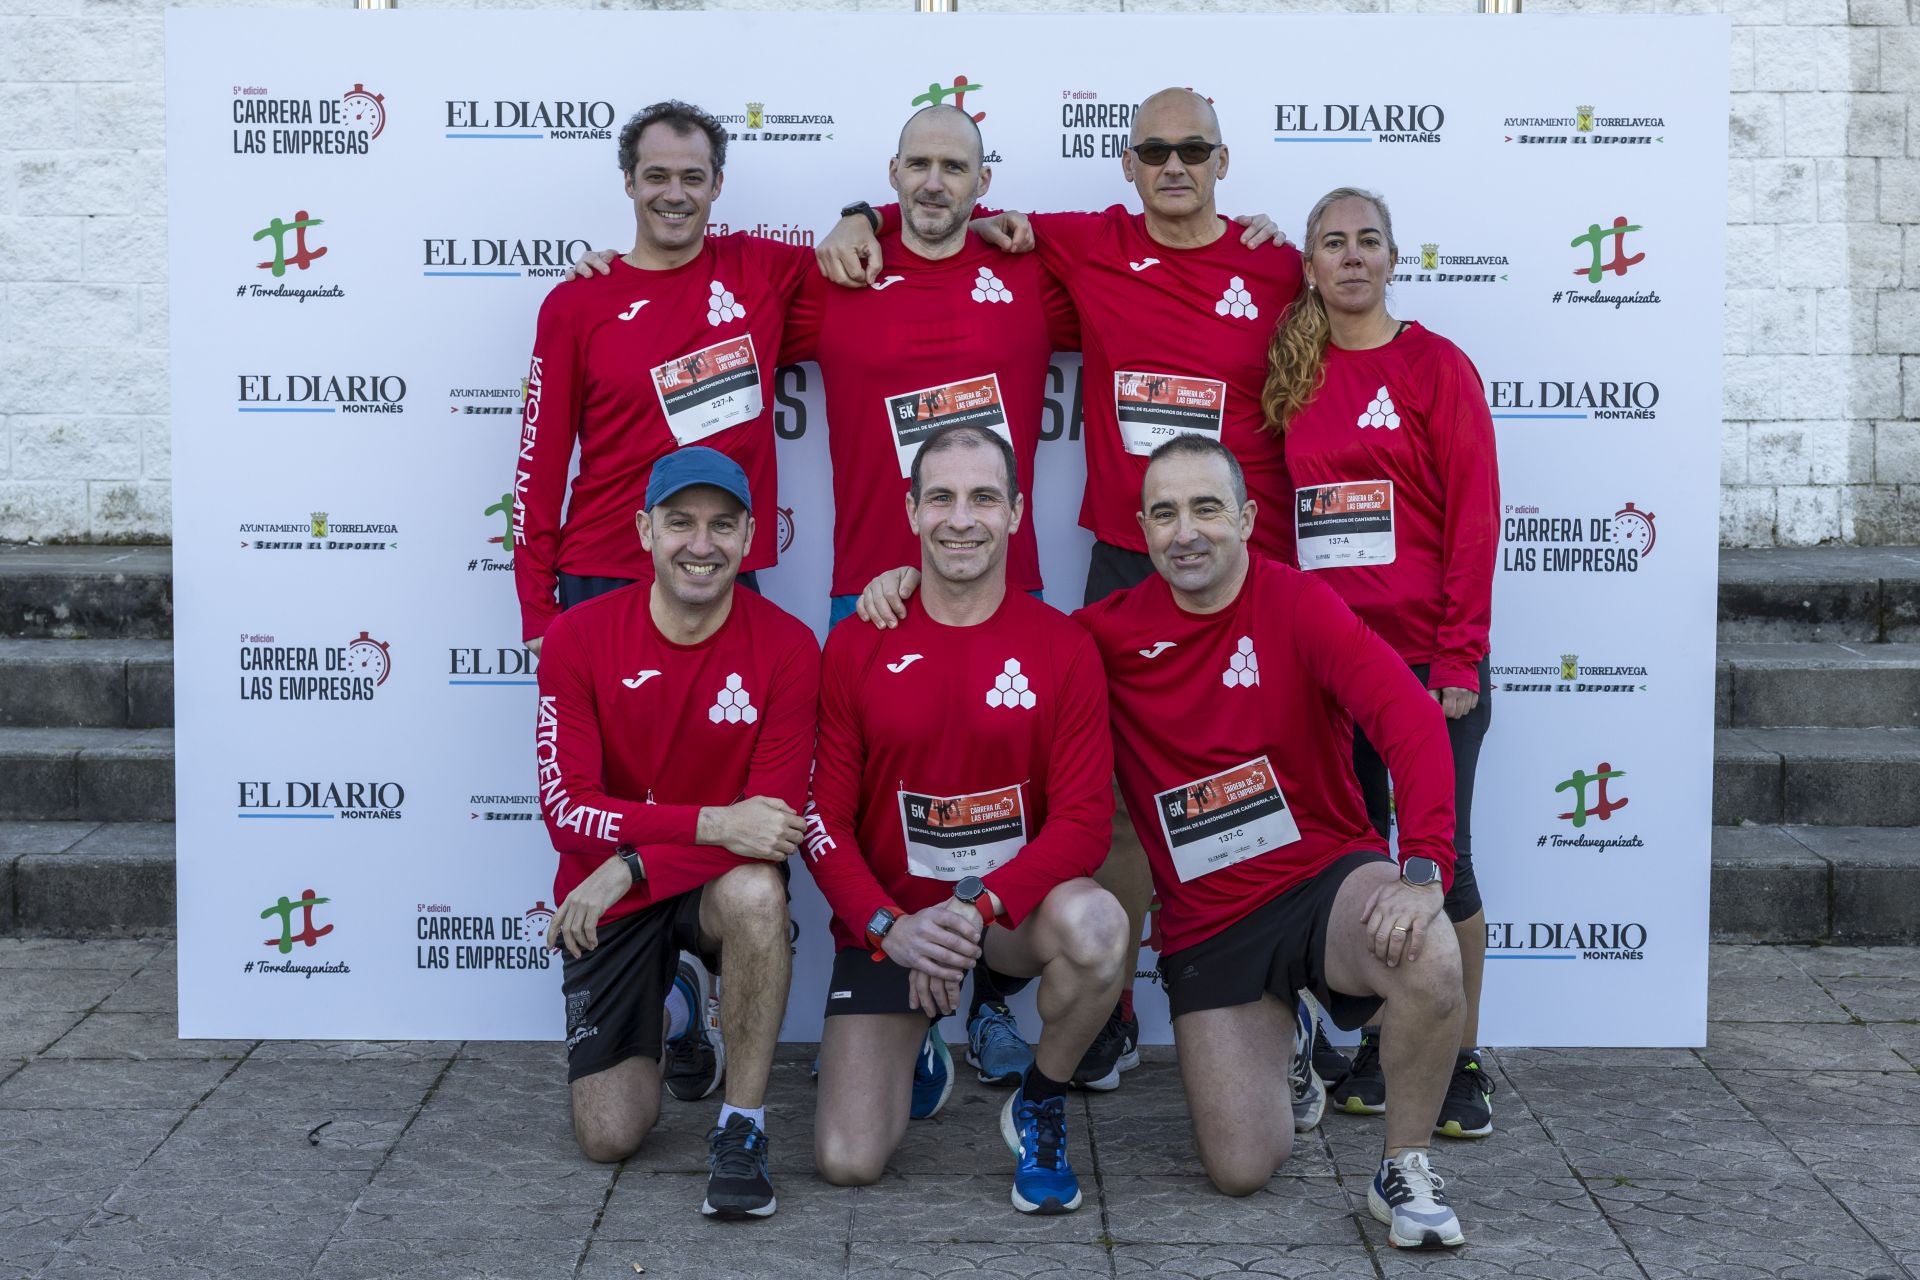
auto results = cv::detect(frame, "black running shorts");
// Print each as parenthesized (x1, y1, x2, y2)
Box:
(1351, 656, 1492, 923)
(1158, 851, 1390, 1030)
(560, 889, 716, 1083)
(1082, 540, 1157, 608)
(822, 947, 940, 1024)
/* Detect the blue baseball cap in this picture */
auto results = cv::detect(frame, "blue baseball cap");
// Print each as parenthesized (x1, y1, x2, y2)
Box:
(644, 446, 752, 512)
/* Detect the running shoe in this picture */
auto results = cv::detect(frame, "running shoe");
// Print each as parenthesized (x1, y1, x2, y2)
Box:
(966, 1002, 1034, 1087)
(1332, 1026, 1386, 1115)
(1069, 1001, 1140, 1092)
(1368, 1149, 1464, 1249)
(1289, 994, 1326, 1133)
(1309, 1012, 1352, 1095)
(701, 1113, 776, 1219)
(999, 1087, 1082, 1214)
(909, 1029, 954, 1119)
(664, 955, 725, 1102)
(1434, 1050, 1496, 1139)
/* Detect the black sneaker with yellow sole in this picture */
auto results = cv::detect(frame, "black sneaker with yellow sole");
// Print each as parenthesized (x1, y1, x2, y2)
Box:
(1433, 1049, 1495, 1139)
(1331, 1026, 1386, 1115)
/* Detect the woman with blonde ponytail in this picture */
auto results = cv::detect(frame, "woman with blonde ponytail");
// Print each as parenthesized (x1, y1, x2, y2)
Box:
(1261, 189, 1501, 1141)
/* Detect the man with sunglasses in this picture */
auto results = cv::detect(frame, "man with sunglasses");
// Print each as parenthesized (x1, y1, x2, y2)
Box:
(828, 86, 1306, 1094)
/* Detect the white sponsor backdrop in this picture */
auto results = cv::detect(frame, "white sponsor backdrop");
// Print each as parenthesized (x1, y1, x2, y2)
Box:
(169, 11, 1727, 1045)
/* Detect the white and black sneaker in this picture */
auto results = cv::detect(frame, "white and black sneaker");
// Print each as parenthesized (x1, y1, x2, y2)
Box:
(701, 1113, 776, 1219)
(1289, 995, 1325, 1133)
(665, 955, 725, 1102)
(1368, 1149, 1465, 1249)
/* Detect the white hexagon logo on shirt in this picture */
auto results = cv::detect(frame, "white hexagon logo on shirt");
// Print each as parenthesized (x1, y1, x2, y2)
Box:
(1222, 636, 1260, 689)
(986, 658, 1036, 710)
(970, 266, 1013, 305)
(708, 673, 759, 724)
(1213, 276, 1258, 321)
(706, 279, 748, 327)
(1357, 385, 1401, 431)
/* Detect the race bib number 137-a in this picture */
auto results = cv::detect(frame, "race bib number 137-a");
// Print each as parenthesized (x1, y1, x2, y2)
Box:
(1295, 480, 1396, 569)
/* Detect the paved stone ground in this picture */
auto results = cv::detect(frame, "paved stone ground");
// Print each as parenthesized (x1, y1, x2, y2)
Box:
(3, 941, 1919, 1280)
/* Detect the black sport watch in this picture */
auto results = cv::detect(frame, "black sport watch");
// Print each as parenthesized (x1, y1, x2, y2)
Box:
(617, 846, 645, 884)
(1399, 856, 1441, 888)
(840, 200, 880, 232)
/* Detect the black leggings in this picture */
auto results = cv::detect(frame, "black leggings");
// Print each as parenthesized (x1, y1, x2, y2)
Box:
(1351, 656, 1491, 923)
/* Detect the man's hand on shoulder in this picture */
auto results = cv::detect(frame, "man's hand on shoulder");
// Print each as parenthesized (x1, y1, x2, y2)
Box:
(973, 210, 1034, 254)
(1231, 214, 1290, 250)
(565, 249, 621, 282)
(817, 213, 882, 288)
(698, 796, 805, 861)
(552, 855, 633, 959)
(855, 567, 921, 629)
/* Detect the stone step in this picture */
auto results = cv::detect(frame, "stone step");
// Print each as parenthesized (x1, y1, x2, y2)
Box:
(0, 545, 173, 640)
(2, 544, 1912, 643)
(1715, 727, 1920, 827)
(1711, 824, 1919, 945)
(0, 640, 174, 729)
(1718, 545, 1920, 642)
(0, 822, 175, 935)
(1716, 642, 1920, 728)
(3, 820, 1913, 945)
(0, 727, 173, 823)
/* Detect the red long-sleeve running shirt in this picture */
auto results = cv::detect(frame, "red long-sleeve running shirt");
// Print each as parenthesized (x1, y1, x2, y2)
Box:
(781, 229, 1079, 597)
(1073, 555, 1454, 954)
(875, 204, 1302, 563)
(1281, 323, 1499, 693)
(805, 590, 1114, 952)
(534, 582, 820, 929)
(512, 236, 813, 642)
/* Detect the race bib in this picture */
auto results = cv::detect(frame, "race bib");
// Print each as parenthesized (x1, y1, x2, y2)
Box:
(1153, 756, 1301, 884)
(884, 373, 1013, 479)
(898, 782, 1027, 881)
(1295, 481, 1396, 569)
(1114, 371, 1226, 456)
(651, 334, 764, 445)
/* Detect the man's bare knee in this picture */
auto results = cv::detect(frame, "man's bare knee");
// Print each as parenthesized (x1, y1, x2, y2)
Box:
(1050, 882, 1131, 974)
(1200, 1139, 1288, 1197)
(814, 1134, 887, 1186)
(709, 862, 788, 931)
(574, 1116, 648, 1164)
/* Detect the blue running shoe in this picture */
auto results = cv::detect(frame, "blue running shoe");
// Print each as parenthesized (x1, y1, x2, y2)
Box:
(966, 1002, 1034, 1087)
(909, 1029, 954, 1119)
(1290, 994, 1325, 1133)
(999, 1087, 1082, 1214)
(701, 1113, 776, 1219)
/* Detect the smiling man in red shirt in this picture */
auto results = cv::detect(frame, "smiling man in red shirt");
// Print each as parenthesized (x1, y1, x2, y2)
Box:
(535, 446, 819, 1221)
(805, 424, 1127, 1216)
(1074, 433, 1469, 1251)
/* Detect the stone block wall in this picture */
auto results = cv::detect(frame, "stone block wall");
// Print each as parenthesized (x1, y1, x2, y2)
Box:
(0, 0, 1913, 544)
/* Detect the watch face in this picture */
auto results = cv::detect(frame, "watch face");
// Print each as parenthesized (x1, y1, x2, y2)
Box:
(1402, 857, 1440, 886)
(955, 876, 984, 902)
(867, 909, 894, 938)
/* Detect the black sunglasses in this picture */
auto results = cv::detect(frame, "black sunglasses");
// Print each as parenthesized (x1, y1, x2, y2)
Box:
(1128, 140, 1223, 166)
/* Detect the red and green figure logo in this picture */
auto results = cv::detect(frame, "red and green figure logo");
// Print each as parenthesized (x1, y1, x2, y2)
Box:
(912, 76, 986, 123)
(261, 888, 334, 952)
(254, 212, 327, 277)
(1554, 763, 1629, 828)
(1570, 216, 1644, 283)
